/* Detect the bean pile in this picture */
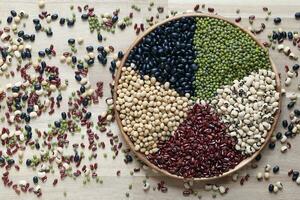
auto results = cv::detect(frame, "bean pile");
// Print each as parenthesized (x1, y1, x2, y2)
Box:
(193, 17, 272, 100)
(211, 69, 280, 155)
(0, 4, 125, 197)
(116, 65, 192, 155)
(2, 0, 299, 198)
(126, 17, 197, 96)
(146, 103, 246, 178)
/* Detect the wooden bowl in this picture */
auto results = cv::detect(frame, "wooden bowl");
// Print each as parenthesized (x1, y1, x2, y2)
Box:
(113, 13, 281, 181)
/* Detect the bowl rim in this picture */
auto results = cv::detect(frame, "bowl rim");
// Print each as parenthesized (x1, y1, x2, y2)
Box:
(113, 12, 281, 181)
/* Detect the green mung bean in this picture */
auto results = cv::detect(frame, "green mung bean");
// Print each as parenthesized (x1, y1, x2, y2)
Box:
(193, 17, 272, 100)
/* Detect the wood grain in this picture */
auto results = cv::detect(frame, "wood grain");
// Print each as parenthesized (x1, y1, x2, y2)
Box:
(0, 1, 299, 200)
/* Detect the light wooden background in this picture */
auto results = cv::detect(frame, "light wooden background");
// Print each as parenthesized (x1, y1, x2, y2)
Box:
(0, 0, 300, 200)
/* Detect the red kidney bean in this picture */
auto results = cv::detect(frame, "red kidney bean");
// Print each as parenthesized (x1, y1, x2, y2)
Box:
(208, 7, 215, 12)
(235, 17, 241, 23)
(147, 104, 246, 178)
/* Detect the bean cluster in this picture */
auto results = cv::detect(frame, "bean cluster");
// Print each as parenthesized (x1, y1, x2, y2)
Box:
(116, 65, 192, 155)
(211, 69, 279, 155)
(126, 17, 197, 96)
(147, 103, 245, 178)
(193, 17, 272, 100)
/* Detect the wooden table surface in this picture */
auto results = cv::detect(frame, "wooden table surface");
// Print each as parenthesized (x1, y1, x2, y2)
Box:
(1, 0, 300, 200)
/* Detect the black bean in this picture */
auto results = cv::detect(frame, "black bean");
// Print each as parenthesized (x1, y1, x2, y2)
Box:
(10, 10, 17, 17)
(33, 18, 40, 24)
(34, 84, 41, 90)
(85, 112, 92, 119)
(26, 159, 32, 166)
(38, 51, 46, 57)
(101, 50, 107, 57)
(14, 97, 21, 103)
(45, 48, 51, 55)
(54, 121, 61, 128)
(285, 131, 292, 137)
(112, 15, 118, 23)
(24, 114, 31, 123)
(97, 46, 104, 52)
(81, 14, 89, 20)
(109, 66, 115, 74)
(56, 94, 62, 101)
(59, 18, 66, 25)
(30, 34, 35, 42)
(288, 123, 294, 131)
(292, 171, 299, 181)
(22, 95, 28, 102)
(75, 75, 81, 81)
(7, 159, 15, 165)
(287, 101, 296, 109)
(0, 157, 5, 164)
(1, 50, 8, 59)
(7, 16, 13, 24)
(35, 143, 40, 150)
(27, 106, 34, 113)
(268, 142, 275, 149)
(274, 17, 281, 24)
(18, 30, 24, 37)
(80, 86, 85, 93)
(119, 23, 126, 30)
(276, 132, 282, 140)
(86, 46, 94, 52)
(124, 154, 133, 163)
(118, 51, 124, 59)
(67, 19, 75, 27)
(125, 17, 197, 95)
(282, 31, 287, 39)
(23, 51, 30, 57)
(15, 103, 22, 110)
(23, 34, 30, 40)
(97, 54, 104, 62)
(46, 29, 53, 36)
(288, 32, 293, 40)
(20, 112, 26, 119)
(282, 120, 288, 128)
(273, 165, 280, 173)
(98, 55, 107, 65)
(74, 154, 80, 162)
(21, 51, 27, 59)
(111, 60, 116, 69)
(294, 109, 300, 117)
(24, 115, 31, 123)
(25, 125, 32, 132)
(87, 59, 94, 65)
(71, 56, 77, 63)
(41, 61, 47, 68)
(35, 24, 42, 31)
(51, 14, 58, 20)
(33, 176, 38, 184)
(293, 64, 300, 71)
(82, 98, 89, 107)
(97, 33, 103, 42)
(102, 58, 107, 65)
(12, 86, 20, 93)
(61, 112, 67, 120)
(255, 154, 261, 161)
(68, 38, 75, 45)
(49, 75, 56, 81)
(272, 32, 278, 40)
(295, 12, 300, 20)
(268, 184, 274, 192)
